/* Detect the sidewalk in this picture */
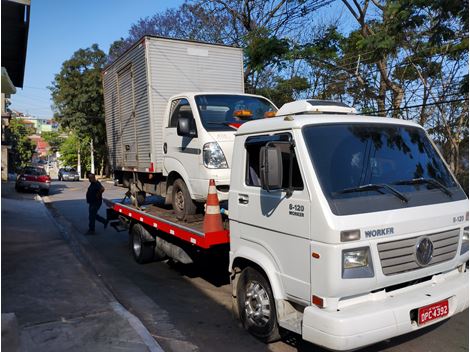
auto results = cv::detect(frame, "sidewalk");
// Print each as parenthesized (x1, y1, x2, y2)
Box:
(1, 183, 163, 352)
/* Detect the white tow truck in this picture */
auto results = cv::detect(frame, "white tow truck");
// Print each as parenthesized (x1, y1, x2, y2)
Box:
(106, 100, 468, 350)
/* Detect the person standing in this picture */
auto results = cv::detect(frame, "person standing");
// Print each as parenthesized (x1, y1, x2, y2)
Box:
(86, 173, 107, 235)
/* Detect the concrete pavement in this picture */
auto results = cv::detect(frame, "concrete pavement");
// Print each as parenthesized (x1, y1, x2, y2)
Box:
(1, 182, 163, 352)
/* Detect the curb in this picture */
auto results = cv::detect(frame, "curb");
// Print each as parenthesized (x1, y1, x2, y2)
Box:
(35, 194, 166, 352)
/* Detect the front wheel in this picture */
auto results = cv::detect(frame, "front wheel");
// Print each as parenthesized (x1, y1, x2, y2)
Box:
(237, 267, 281, 343)
(171, 178, 197, 221)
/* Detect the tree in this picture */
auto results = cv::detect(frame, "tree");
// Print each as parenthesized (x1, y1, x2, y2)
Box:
(336, 0, 468, 180)
(6, 119, 36, 171)
(49, 44, 108, 175)
(41, 131, 64, 154)
(59, 133, 91, 172)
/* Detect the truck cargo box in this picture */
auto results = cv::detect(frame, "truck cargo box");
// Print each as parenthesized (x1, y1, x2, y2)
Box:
(103, 36, 244, 173)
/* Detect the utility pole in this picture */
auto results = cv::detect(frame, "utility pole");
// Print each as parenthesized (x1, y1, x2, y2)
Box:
(90, 138, 95, 174)
(77, 144, 81, 178)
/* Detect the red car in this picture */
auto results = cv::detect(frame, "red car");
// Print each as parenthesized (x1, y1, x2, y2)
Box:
(15, 166, 51, 195)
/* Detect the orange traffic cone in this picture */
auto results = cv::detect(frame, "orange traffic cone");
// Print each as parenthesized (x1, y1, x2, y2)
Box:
(203, 179, 224, 233)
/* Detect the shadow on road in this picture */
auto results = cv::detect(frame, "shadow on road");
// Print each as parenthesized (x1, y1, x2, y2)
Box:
(2, 182, 69, 198)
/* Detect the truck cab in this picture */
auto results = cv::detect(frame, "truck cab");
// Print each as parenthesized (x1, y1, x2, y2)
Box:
(229, 100, 469, 350)
(162, 92, 276, 220)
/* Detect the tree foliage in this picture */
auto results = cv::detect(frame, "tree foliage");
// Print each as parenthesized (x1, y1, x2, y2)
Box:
(49, 44, 108, 174)
(6, 119, 36, 171)
(41, 131, 64, 153)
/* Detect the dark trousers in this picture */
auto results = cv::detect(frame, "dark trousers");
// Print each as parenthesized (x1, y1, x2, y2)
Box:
(88, 202, 106, 231)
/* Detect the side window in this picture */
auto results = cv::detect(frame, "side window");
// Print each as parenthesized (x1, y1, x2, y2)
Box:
(245, 133, 304, 190)
(169, 98, 194, 128)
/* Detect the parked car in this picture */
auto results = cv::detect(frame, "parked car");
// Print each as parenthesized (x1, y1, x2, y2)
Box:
(58, 167, 79, 181)
(15, 166, 51, 195)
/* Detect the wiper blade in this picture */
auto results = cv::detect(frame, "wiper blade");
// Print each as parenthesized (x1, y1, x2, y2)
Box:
(393, 177, 452, 197)
(338, 183, 409, 203)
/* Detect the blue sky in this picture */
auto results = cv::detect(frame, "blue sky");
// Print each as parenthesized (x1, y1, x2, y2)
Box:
(10, 0, 183, 118)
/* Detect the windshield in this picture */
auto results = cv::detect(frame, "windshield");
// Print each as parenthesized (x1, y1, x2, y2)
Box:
(195, 95, 276, 132)
(302, 123, 466, 215)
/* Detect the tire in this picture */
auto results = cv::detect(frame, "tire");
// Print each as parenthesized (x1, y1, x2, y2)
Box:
(15, 184, 22, 192)
(130, 224, 155, 264)
(136, 191, 146, 206)
(237, 267, 281, 343)
(171, 178, 197, 221)
(41, 189, 49, 196)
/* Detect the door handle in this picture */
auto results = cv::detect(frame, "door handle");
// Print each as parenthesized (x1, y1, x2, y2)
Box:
(238, 194, 249, 204)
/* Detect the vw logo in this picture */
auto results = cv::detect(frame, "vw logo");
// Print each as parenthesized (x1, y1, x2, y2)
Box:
(415, 237, 434, 266)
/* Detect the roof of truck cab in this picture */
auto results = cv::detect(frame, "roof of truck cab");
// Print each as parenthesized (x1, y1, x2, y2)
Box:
(235, 114, 423, 136)
(169, 92, 274, 99)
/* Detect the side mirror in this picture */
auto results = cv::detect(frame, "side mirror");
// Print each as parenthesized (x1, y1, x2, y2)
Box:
(177, 117, 197, 137)
(260, 145, 283, 191)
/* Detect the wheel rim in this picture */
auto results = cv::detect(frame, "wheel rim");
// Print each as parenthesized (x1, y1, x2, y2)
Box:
(175, 189, 185, 212)
(133, 232, 141, 257)
(244, 280, 271, 328)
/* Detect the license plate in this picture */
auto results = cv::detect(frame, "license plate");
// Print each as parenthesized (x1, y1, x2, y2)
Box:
(418, 299, 449, 325)
(30, 185, 39, 189)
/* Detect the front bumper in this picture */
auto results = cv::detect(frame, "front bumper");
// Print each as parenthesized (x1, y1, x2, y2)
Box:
(302, 268, 469, 351)
(62, 175, 79, 181)
(190, 178, 230, 201)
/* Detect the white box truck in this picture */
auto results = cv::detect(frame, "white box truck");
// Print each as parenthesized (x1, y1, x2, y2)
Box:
(103, 36, 277, 220)
(106, 100, 469, 350)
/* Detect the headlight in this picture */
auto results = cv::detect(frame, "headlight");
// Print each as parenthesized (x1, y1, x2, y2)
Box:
(342, 247, 374, 278)
(461, 226, 469, 255)
(203, 142, 228, 169)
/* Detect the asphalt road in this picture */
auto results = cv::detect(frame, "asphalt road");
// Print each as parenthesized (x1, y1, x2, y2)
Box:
(43, 179, 469, 352)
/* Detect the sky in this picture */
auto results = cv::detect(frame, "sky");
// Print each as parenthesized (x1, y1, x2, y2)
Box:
(10, 0, 183, 118)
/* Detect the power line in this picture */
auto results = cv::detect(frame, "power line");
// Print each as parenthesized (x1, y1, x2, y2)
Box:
(365, 98, 469, 115)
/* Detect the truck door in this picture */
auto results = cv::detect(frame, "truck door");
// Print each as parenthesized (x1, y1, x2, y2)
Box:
(117, 65, 138, 167)
(164, 98, 201, 190)
(236, 132, 311, 301)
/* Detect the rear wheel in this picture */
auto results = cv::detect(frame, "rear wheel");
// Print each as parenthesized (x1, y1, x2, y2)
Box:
(171, 178, 197, 221)
(237, 267, 281, 343)
(130, 224, 155, 264)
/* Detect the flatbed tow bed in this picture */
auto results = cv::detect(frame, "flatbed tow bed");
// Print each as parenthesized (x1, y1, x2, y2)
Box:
(105, 197, 230, 250)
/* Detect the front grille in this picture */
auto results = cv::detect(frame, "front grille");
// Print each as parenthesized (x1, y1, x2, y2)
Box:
(377, 228, 460, 275)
